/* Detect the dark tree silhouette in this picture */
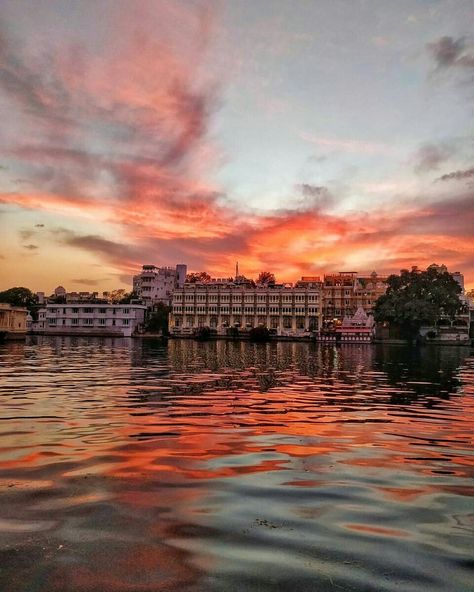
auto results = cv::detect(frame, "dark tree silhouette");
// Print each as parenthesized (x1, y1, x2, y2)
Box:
(374, 265, 463, 340)
(256, 272, 276, 285)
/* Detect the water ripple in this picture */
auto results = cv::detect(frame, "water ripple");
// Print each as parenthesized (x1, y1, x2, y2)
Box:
(0, 336, 472, 591)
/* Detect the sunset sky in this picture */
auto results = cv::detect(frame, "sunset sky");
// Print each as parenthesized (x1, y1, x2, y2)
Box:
(0, 0, 473, 293)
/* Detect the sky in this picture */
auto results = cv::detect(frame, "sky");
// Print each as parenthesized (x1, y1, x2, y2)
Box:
(0, 0, 473, 293)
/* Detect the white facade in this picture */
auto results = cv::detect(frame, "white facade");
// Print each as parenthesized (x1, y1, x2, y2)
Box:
(32, 304, 147, 337)
(133, 264, 187, 308)
(169, 278, 322, 336)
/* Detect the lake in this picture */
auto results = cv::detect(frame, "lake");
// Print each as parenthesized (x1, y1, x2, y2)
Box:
(0, 337, 472, 591)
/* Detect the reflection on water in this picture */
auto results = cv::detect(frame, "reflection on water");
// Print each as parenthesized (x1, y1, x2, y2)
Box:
(0, 337, 472, 591)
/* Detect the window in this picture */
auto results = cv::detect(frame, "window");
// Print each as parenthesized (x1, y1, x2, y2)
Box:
(48, 318, 56, 325)
(123, 319, 129, 326)
(83, 307, 93, 314)
(99, 318, 106, 325)
(283, 316, 292, 328)
(122, 308, 130, 314)
(71, 318, 79, 325)
(99, 308, 107, 314)
(83, 318, 93, 325)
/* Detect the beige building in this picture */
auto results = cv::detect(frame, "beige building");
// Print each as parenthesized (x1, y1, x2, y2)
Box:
(169, 277, 322, 336)
(0, 303, 29, 340)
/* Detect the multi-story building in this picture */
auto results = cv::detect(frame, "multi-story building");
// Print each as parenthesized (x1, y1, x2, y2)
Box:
(322, 271, 388, 322)
(0, 303, 28, 340)
(133, 264, 187, 309)
(32, 303, 147, 337)
(169, 277, 322, 336)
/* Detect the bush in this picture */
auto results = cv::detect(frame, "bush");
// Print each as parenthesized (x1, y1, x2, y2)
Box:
(426, 330, 437, 339)
(194, 326, 211, 340)
(226, 326, 239, 339)
(249, 326, 270, 342)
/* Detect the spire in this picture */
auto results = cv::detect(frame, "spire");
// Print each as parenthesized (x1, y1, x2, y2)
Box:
(236, 261, 239, 277)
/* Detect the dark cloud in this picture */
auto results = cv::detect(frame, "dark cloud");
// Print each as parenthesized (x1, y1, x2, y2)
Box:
(294, 183, 334, 211)
(71, 278, 101, 286)
(51, 228, 140, 263)
(35, 223, 45, 228)
(404, 193, 474, 237)
(427, 36, 474, 70)
(413, 143, 453, 173)
(436, 167, 474, 182)
(19, 229, 35, 240)
(23, 244, 38, 250)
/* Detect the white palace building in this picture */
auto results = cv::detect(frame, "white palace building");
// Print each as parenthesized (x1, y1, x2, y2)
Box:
(32, 303, 147, 337)
(169, 276, 323, 337)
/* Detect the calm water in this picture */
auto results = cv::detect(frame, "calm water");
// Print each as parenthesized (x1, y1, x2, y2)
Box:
(0, 337, 473, 592)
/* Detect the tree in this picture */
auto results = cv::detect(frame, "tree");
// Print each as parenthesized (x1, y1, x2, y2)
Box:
(186, 272, 211, 283)
(119, 290, 139, 304)
(108, 289, 127, 303)
(0, 287, 38, 313)
(146, 303, 170, 334)
(373, 265, 463, 340)
(256, 271, 276, 285)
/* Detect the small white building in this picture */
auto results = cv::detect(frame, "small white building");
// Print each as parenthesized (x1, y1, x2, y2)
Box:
(133, 264, 187, 308)
(31, 304, 147, 337)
